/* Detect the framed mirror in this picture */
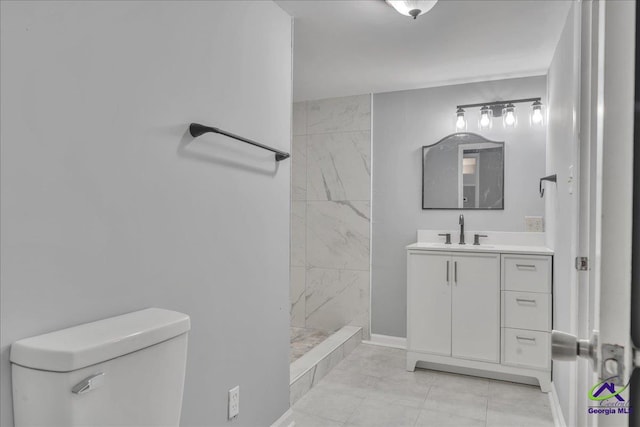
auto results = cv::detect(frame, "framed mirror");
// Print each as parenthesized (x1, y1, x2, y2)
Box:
(422, 133, 504, 210)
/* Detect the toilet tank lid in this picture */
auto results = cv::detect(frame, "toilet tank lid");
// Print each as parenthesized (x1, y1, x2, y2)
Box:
(10, 308, 190, 372)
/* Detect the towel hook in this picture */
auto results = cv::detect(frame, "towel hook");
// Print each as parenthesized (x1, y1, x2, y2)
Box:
(539, 174, 557, 198)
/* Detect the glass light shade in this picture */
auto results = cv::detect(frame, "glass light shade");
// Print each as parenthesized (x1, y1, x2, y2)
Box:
(478, 106, 493, 129)
(386, 1, 438, 19)
(502, 103, 517, 128)
(455, 108, 466, 131)
(530, 101, 544, 126)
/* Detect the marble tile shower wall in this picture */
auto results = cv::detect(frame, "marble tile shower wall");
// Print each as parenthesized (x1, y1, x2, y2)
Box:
(291, 95, 371, 338)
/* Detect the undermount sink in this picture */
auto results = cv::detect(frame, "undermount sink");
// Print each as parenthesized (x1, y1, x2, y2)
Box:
(420, 242, 494, 249)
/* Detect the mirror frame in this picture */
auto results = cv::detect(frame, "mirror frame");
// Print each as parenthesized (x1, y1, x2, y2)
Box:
(421, 132, 505, 210)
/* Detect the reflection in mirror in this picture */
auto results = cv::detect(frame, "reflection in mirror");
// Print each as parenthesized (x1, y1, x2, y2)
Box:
(422, 133, 504, 210)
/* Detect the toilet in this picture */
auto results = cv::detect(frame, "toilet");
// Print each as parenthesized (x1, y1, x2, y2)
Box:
(10, 308, 190, 427)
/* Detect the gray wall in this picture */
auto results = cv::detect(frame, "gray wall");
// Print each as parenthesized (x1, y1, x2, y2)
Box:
(290, 96, 371, 337)
(545, 3, 580, 423)
(0, 2, 291, 426)
(372, 76, 547, 337)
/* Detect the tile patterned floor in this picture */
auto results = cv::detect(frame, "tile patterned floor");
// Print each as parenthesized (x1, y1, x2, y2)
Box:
(291, 327, 332, 362)
(291, 344, 554, 427)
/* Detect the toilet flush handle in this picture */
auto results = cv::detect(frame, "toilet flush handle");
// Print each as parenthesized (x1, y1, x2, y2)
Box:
(72, 373, 105, 394)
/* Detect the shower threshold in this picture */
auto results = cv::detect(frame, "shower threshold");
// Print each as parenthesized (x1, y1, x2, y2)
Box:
(290, 327, 332, 362)
(289, 325, 362, 405)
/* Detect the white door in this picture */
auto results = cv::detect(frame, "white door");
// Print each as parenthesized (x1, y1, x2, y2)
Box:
(552, 2, 636, 427)
(407, 251, 451, 356)
(451, 253, 500, 363)
(593, 1, 636, 425)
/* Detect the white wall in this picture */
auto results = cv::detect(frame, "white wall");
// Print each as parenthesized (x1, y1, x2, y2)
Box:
(371, 76, 547, 337)
(0, 2, 292, 426)
(545, 3, 580, 425)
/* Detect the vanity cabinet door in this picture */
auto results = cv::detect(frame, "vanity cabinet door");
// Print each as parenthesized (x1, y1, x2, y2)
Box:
(407, 252, 452, 356)
(451, 253, 500, 363)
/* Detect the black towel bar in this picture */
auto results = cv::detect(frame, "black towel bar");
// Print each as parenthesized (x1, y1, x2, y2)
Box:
(189, 123, 290, 162)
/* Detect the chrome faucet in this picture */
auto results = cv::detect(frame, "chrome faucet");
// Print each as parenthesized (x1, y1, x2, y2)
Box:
(459, 214, 465, 245)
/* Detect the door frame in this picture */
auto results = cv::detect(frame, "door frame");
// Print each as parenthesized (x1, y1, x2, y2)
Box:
(577, 1, 636, 426)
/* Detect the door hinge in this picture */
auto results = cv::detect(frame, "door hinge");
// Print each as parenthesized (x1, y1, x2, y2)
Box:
(575, 256, 589, 271)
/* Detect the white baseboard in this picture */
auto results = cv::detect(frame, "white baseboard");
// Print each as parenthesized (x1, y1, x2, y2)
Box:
(549, 382, 567, 427)
(364, 334, 407, 349)
(271, 408, 295, 427)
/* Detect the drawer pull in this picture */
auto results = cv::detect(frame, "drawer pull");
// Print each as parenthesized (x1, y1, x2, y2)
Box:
(516, 264, 537, 271)
(516, 336, 537, 343)
(516, 298, 537, 305)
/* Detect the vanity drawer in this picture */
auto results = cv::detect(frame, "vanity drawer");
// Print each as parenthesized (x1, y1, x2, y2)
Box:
(502, 291, 550, 331)
(502, 255, 551, 293)
(502, 328, 550, 370)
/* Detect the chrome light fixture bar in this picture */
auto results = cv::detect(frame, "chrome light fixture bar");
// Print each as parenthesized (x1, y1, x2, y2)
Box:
(455, 97, 543, 130)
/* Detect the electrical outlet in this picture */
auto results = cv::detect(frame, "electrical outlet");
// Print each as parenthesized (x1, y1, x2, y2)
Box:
(228, 386, 239, 419)
(525, 216, 544, 232)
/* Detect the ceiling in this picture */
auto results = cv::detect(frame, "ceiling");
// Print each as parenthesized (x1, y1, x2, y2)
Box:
(275, 0, 573, 101)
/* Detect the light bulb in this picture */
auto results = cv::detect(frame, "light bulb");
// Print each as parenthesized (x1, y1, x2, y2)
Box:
(479, 106, 492, 129)
(504, 112, 516, 126)
(455, 107, 466, 131)
(532, 109, 543, 124)
(531, 101, 544, 126)
(502, 103, 517, 128)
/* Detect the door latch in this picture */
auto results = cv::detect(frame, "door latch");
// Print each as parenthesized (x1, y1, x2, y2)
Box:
(575, 257, 589, 271)
(601, 344, 625, 385)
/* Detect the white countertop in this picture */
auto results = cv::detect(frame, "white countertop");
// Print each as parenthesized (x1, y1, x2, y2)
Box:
(406, 242, 554, 255)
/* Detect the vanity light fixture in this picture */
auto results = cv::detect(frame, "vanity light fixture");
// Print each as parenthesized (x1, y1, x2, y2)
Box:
(386, 0, 438, 19)
(502, 103, 517, 128)
(455, 107, 467, 131)
(479, 106, 492, 129)
(455, 97, 543, 131)
(531, 100, 544, 126)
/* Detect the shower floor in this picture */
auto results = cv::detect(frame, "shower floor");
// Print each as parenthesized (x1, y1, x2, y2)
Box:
(290, 327, 332, 362)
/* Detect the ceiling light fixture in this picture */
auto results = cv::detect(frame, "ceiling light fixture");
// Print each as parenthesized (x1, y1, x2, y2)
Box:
(386, 0, 438, 20)
(455, 97, 543, 131)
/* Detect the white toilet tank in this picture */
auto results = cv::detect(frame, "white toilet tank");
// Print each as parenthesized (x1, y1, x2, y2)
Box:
(10, 308, 190, 427)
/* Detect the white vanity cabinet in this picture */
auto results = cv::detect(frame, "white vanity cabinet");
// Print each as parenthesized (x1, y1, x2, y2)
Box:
(406, 246, 552, 392)
(407, 251, 500, 362)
